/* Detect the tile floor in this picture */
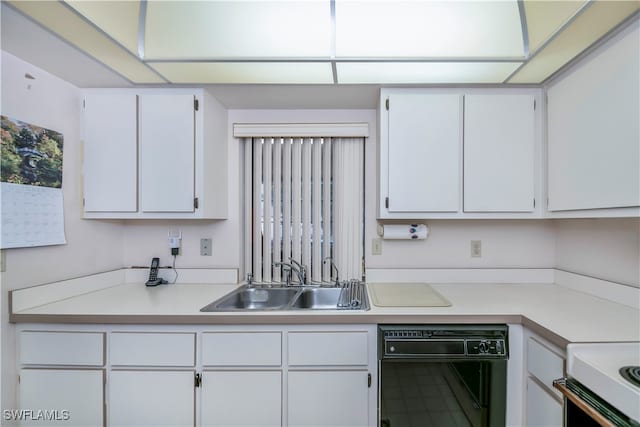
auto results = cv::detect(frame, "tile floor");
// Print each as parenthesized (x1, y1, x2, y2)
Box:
(380, 362, 472, 427)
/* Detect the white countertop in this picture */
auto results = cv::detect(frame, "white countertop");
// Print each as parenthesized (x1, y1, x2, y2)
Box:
(11, 281, 640, 347)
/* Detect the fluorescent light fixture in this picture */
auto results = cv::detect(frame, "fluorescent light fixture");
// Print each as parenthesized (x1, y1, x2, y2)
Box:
(335, 0, 524, 58)
(144, 1, 331, 60)
(148, 62, 334, 84)
(8, 1, 164, 83)
(65, 0, 140, 55)
(337, 62, 523, 84)
(509, 0, 640, 83)
(523, 0, 587, 54)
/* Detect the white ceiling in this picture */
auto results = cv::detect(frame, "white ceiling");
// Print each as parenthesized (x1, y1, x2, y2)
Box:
(1, 1, 638, 109)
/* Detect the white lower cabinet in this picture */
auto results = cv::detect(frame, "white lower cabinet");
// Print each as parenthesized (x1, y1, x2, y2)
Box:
(523, 330, 565, 427)
(201, 370, 281, 427)
(16, 325, 376, 427)
(109, 370, 195, 427)
(526, 377, 563, 427)
(19, 369, 104, 427)
(288, 370, 369, 427)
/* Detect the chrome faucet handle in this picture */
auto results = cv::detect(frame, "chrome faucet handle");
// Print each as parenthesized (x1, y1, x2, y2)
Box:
(246, 273, 254, 287)
(273, 262, 294, 286)
(288, 258, 307, 285)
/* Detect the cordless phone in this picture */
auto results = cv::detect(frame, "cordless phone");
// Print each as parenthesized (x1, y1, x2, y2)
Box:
(145, 257, 166, 286)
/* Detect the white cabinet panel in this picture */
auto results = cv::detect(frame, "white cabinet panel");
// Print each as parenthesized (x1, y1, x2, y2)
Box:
(288, 370, 369, 427)
(110, 332, 195, 366)
(547, 22, 640, 211)
(109, 370, 194, 427)
(201, 370, 281, 427)
(202, 332, 281, 366)
(288, 331, 368, 366)
(20, 331, 104, 366)
(386, 93, 462, 212)
(19, 369, 103, 427)
(527, 337, 564, 396)
(139, 94, 195, 212)
(526, 377, 562, 427)
(464, 94, 535, 212)
(83, 93, 137, 212)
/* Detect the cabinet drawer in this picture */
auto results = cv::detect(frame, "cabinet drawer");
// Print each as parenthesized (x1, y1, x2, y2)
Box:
(288, 332, 368, 366)
(526, 377, 562, 427)
(202, 332, 281, 366)
(527, 337, 564, 394)
(20, 331, 104, 366)
(110, 333, 195, 366)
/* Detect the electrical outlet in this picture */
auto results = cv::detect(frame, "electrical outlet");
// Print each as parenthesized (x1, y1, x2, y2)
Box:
(200, 238, 212, 256)
(372, 238, 382, 255)
(470, 240, 482, 258)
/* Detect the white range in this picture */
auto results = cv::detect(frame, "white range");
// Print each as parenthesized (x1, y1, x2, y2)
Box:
(566, 342, 640, 424)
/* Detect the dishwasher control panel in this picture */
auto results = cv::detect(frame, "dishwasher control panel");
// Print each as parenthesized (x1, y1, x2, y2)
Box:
(466, 339, 506, 356)
(379, 324, 509, 359)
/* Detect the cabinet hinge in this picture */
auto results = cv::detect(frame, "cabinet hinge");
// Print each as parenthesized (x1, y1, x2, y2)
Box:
(367, 373, 372, 388)
(385, 197, 389, 209)
(385, 98, 389, 111)
(194, 197, 199, 209)
(194, 372, 202, 388)
(194, 99, 199, 111)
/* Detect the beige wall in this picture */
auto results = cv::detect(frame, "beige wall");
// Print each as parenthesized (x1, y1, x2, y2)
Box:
(555, 218, 640, 287)
(0, 52, 125, 411)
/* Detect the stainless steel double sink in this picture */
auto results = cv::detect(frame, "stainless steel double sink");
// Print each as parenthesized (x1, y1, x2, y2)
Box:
(200, 283, 369, 312)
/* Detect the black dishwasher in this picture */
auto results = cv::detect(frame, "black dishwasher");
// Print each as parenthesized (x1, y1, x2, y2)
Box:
(379, 325, 508, 427)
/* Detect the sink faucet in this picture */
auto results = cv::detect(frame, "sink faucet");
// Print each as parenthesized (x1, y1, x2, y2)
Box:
(288, 258, 307, 285)
(273, 260, 306, 286)
(323, 257, 340, 286)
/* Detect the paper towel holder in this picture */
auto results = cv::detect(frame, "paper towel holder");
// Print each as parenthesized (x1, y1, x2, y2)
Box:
(377, 223, 429, 240)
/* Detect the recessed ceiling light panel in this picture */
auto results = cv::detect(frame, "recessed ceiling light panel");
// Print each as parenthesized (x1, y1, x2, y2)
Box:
(149, 62, 334, 84)
(144, 1, 332, 60)
(337, 62, 523, 84)
(335, 0, 525, 59)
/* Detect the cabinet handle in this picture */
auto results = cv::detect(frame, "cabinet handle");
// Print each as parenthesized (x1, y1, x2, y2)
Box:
(368, 373, 371, 388)
(194, 372, 202, 388)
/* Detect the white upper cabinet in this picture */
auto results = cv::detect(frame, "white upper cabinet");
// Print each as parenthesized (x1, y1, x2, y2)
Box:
(139, 94, 195, 213)
(464, 94, 536, 212)
(83, 93, 137, 212)
(386, 92, 462, 213)
(379, 88, 541, 219)
(82, 88, 228, 219)
(547, 20, 639, 217)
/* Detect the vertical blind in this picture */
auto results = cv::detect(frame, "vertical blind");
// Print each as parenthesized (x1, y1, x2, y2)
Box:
(243, 136, 364, 284)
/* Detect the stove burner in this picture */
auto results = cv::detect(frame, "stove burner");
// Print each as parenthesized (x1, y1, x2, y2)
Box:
(619, 366, 640, 387)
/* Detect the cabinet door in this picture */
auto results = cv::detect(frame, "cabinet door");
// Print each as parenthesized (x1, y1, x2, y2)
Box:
(139, 94, 195, 212)
(526, 377, 562, 427)
(109, 370, 194, 426)
(547, 23, 639, 211)
(19, 369, 103, 427)
(201, 370, 281, 427)
(386, 93, 462, 212)
(83, 93, 137, 212)
(464, 94, 535, 212)
(288, 370, 369, 427)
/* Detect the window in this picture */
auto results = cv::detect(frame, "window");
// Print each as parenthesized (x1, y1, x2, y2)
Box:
(241, 133, 365, 284)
